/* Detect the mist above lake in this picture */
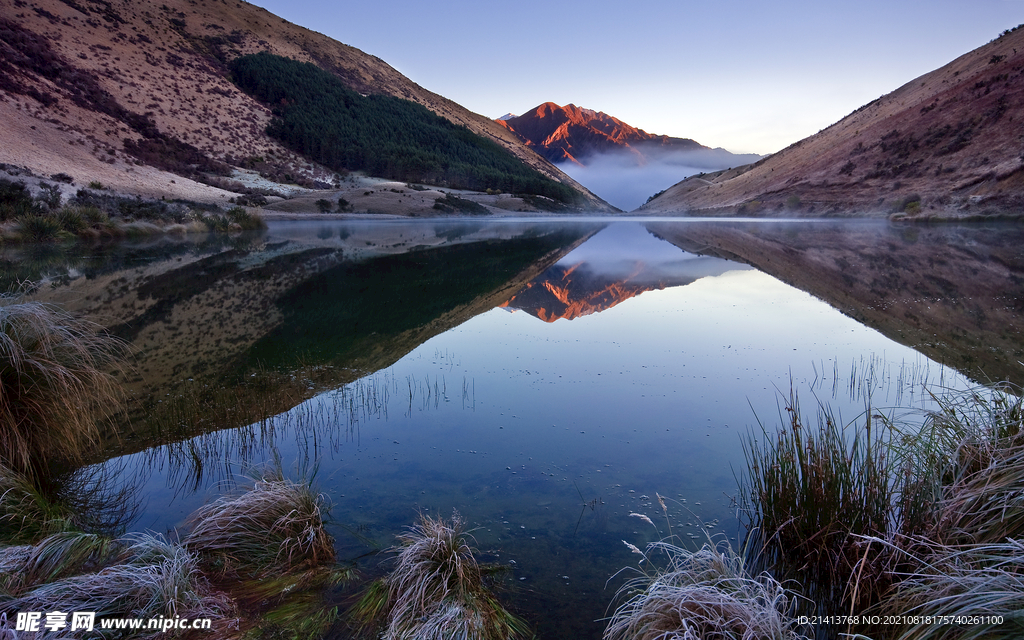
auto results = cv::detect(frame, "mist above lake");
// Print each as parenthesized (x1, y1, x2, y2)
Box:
(557, 147, 760, 211)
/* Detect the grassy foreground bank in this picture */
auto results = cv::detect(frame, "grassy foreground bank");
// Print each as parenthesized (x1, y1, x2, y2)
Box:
(606, 383, 1024, 640)
(0, 470, 344, 639)
(0, 300, 340, 638)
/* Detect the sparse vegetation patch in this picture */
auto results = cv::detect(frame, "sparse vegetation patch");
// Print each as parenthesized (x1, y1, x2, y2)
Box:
(433, 192, 489, 215)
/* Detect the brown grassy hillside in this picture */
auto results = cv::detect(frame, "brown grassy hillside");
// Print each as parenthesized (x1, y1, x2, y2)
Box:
(643, 26, 1024, 218)
(0, 0, 608, 208)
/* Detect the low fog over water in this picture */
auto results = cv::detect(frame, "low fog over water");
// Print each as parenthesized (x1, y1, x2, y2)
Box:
(557, 148, 761, 211)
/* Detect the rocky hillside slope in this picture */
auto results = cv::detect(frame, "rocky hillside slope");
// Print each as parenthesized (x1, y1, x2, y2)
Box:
(497, 102, 760, 169)
(0, 0, 608, 209)
(643, 26, 1024, 218)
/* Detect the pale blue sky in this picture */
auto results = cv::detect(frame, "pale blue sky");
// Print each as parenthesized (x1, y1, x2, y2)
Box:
(249, 0, 1021, 155)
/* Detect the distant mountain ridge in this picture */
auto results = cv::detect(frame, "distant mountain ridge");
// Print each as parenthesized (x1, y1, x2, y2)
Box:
(643, 25, 1024, 218)
(496, 102, 758, 168)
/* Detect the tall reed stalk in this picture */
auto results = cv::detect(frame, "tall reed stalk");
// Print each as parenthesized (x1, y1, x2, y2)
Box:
(740, 387, 903, 614)
(867, 384, 1024, 639)
(737, 381, 1024, 638)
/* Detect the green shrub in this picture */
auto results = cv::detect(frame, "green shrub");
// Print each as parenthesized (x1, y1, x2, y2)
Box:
(235, 193, 268, 207)
(225, 206, 267, 230)
(16, 214, 64, 242)
(433, 193, 489, 215)
(55, 207, 87, 234)
(0, 179, 38, 221)
(645, 189, 666, 205)
(77, 205, 107, 226)
(315, 198, 332, 213)
(202, 213, 230, 232)
(737, 199, 762, 215)
(37, 183, 61, 210)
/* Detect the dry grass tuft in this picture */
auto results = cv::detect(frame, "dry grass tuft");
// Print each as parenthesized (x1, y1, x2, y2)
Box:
(874, 539, 1024, 640)
(5, 532, 230, 635)
(916, 384, 1024, 546)
(351, 510, 531, 640)
(184, 474, 335, 577)
(604, 540, 812, 640)
(10, 531, 118, 592)
(0, 301, 129, 477)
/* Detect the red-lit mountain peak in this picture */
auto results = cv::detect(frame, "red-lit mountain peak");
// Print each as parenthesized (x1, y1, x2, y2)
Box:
(496, 102, 706, 166)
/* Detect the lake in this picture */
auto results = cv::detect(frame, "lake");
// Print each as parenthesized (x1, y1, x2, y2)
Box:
(9, 217, 1023, 638)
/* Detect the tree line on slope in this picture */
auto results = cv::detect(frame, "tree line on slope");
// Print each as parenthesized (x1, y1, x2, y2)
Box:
(229, 52, 578, 204)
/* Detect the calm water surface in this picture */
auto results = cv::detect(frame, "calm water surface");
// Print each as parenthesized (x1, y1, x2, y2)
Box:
(13, 218, 1021, 638)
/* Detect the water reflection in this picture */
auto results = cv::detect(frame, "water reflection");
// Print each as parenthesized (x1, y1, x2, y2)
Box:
(649, 219, 1024, 385)
(11, 221, 598, 460)
(8, 218, 1020, 638)
(502, 223, 749, 321)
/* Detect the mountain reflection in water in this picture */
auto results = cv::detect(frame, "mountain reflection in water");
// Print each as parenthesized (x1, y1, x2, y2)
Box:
(502, 223, 750, 321)
(4, 218, 1020, 639)
(650, 219, 1024, 386)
